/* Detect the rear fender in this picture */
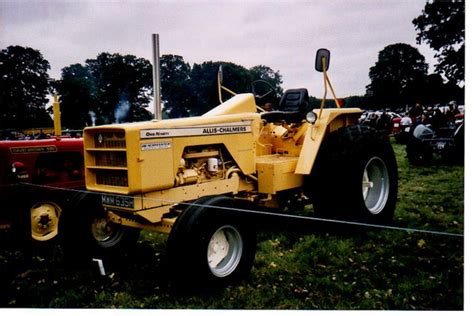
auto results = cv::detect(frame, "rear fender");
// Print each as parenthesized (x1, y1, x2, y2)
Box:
(295, 109, 362, 174)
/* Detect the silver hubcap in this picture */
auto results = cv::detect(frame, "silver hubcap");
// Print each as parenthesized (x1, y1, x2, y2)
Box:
(207, 225, 243, 278)
(362, 156, 390, 214)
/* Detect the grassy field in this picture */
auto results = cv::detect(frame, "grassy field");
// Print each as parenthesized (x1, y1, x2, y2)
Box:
(0, 142, 464, 310)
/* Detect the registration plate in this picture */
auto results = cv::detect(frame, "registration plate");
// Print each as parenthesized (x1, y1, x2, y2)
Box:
(101, 194, 134, 209)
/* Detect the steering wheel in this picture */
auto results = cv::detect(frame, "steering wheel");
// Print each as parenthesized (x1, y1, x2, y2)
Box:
(251, 80, 278, 102)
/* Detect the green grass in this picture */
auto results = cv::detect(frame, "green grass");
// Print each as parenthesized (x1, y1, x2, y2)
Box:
(0, 142, 464, 309)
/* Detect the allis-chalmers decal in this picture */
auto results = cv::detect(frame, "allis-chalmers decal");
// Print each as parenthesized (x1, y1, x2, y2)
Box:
(140, 121, 252, 139)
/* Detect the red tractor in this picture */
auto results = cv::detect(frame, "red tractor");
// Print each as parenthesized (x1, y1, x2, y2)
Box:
(0, 137, 86, 241)
(0, 97, 93, 245)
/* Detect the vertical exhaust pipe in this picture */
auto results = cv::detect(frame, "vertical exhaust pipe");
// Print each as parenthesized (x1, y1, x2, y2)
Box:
(152, 34, 162, 120)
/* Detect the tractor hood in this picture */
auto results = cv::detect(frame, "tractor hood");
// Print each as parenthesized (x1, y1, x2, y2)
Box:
(83, 93, 261, 195)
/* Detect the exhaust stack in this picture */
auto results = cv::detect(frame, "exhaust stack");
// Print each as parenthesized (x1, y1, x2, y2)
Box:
(152, 34, 162, 120)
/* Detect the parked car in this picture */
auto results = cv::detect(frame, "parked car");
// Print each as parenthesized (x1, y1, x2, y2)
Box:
(360, 111, 401, 134)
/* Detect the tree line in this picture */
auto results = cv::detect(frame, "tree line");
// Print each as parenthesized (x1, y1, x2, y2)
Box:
(0, 0, 464, 130)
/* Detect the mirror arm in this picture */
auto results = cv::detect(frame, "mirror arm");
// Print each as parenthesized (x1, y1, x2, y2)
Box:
(318, 57, 329, 119)
(325, 72, 341, 108)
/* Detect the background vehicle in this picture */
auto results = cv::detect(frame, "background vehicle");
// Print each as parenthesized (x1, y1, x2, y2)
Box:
(360, 110, 401, 134)
(404, 121, 464, 165)
(82, 49, 398, 286)
(0, 96, 94, 245)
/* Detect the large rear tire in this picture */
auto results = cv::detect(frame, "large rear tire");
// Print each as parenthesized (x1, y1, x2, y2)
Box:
(305, 125, 398, 224)
(167, 195, 256, 288)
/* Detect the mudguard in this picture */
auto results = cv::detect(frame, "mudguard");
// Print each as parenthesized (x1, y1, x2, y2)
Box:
(295, 108, 363, 174)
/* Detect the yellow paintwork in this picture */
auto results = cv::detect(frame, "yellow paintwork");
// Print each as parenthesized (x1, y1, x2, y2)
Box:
(30, 201, 62, 241)
(85, 105, 261, 195)
(84, 91, 362, 233)
(204, 93, 257, 116)
(53, 94, 62, 139)
(140, 173, 253, 211)
(256, 155, 302, 194)
(295, 108, 362, 174)
(108, 211, 175, 234)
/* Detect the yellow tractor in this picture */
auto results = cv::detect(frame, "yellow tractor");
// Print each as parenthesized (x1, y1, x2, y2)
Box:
(81, 49, 397, 286)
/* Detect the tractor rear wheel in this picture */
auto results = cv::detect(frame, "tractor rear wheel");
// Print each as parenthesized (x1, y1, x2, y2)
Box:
(167, 195, 256, 288)
(29, 200, 62, 242)
(305, 125, 398, 224)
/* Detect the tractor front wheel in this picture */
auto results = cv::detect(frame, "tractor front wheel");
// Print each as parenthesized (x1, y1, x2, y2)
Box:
(62, 194, 139, 263)
(167, 195, 256, 288)
(89, 213, 140, 250)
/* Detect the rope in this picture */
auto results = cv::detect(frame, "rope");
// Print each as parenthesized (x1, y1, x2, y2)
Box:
(18, 182, 464, 238)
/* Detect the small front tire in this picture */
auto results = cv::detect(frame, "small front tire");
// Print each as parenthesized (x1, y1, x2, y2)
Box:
(167, 195, 256, 288)
(62, 194, 139, 262)
(90, 213, 140, 250)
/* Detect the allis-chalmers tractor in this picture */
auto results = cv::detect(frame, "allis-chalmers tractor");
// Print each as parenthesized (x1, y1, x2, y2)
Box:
(83, 49, 398, 286)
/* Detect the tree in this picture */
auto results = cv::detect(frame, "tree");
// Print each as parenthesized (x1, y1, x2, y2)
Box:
(413, 0, 464, 85)
(85, 53, 153, 124)
(0, 46, 52, 129)
(189, 61, 253, 115)
(185, 61, 286, 116)
(366, 43, 428, 109)
(54, 64, 97, 128)
(344, 96, 371, 109)
(57, 53, 153, 126)
(249, 65, 284, 96)
(160, 55, 193, 118)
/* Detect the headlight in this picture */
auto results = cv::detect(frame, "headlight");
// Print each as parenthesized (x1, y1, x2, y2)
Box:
(305, 111, 317, 124)
(11, 161, 25, 174)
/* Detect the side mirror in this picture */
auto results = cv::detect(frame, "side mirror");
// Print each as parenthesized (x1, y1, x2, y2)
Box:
(315, 48, 330, 72)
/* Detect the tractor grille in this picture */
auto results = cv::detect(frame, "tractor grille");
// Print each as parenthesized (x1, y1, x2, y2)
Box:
(96, 170, 128, 187)
(94, 132, 126, 148)
(86, 129, 129, 190)
(95, 151, 127, 167)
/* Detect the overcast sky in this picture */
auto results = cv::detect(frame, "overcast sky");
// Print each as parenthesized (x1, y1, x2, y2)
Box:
(1, 0, 438, 100)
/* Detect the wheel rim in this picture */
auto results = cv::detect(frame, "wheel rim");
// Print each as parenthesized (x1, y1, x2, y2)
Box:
(91, 218, 123, 246)
(30, 201, 61, 241)
(207, 225, 243, 278)
(362, 156, 390, 215)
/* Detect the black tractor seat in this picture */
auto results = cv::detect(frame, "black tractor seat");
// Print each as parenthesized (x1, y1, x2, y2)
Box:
(261, 88, 310, 124)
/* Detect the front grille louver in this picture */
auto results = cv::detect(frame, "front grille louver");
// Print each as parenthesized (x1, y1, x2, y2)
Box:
(96, 170, 128, 187)
(94, 132, 126, 148)
(87, 131, 129, 188)
(95, 151, 127, 167)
